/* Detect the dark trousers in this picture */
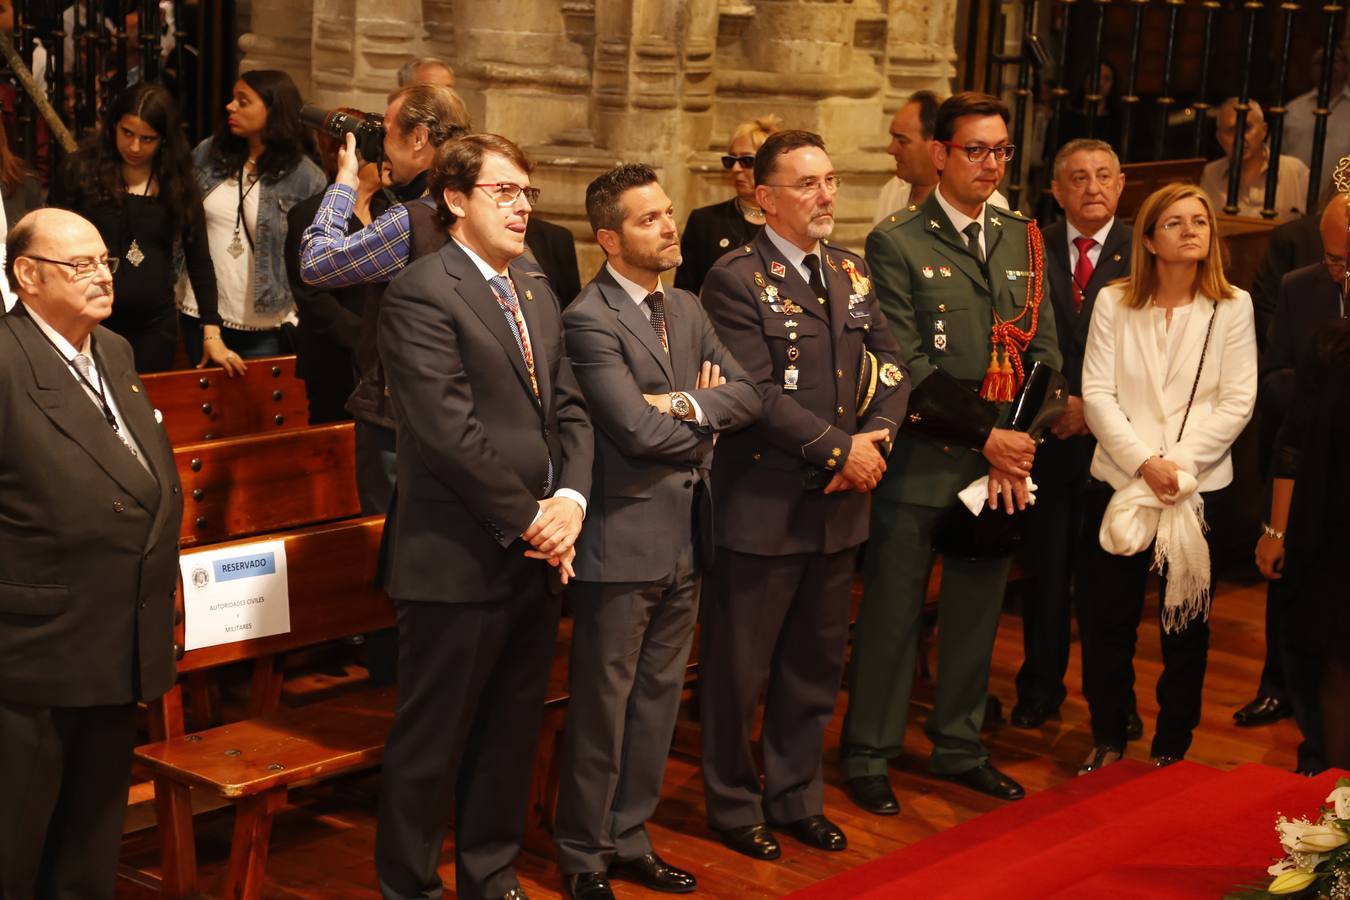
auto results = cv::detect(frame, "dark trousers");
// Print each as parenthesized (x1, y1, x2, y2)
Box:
(374, 589, 561, 900)
(105, 307, 178, 373)
(1017, 475, 1084, 710)
(1078, 482, 1218, 757)
(699, 546, 855, 831)
(1323, 657, 1350, 771)
(0, 701, 137, 900)
(553, 543, 699, 874)
(1256, 579, 1290, 704)
(354, 419, 399, 686)
(1269, 577, 1323, 777)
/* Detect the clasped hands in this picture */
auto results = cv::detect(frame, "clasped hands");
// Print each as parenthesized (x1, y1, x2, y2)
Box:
(983, 427, 1038, 513)
(523, 496, 584, 584)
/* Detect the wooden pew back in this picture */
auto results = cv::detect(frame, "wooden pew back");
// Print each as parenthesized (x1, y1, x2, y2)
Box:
(175, 422, 361, 547)
(143, 355, 309, 444)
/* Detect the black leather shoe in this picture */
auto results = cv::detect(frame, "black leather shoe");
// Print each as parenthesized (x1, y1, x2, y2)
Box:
(1233, 695, 1292, 727)
(718, 823, 781, 860)
(943, 763, 1025, 800)
(1151, 754, 1182, 768)
(610, 852, 696, 893)
(844, 774, 900, 816)
(562, 873, 612, 900)
(1126, 711, 1144, 742)
(1010, 700, 1060, 728)
(778, 814, 847, 851)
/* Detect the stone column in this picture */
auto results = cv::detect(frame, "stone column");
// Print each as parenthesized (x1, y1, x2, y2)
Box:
(307, 0, 427, 110)
(237, 0, 315, 95)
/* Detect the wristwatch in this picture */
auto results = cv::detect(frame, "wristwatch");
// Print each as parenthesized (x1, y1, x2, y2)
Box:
(669, 392, 693, 421)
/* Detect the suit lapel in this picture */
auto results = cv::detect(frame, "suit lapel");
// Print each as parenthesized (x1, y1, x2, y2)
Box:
(596, 267, 675, 388)
(11, 313, 161, 513)
(94, 330, 169, 535)
(443, 243, 537, 403)
(1043, 222, 1080, 329)
(983, 206, 1007, 267)
(920, 193, 989, 289)
(755, 231, 829, 327)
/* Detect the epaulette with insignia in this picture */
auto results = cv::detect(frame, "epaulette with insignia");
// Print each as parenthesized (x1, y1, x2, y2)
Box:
(989, 203, 1029, 221)
(876, 204, 921, 232)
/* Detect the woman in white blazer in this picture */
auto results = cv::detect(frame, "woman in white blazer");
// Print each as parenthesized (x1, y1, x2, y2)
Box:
(1076, 182, 1257, 775)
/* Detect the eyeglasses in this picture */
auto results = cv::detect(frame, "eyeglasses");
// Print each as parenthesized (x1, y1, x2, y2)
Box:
(721, 154, 756, 170)
(762, 175, 843, 195)
(474, 182, 540, 207)
(1156, 216, 1211, 233)
(940, 142, 1016, 163)
(24, 254, 119, 278)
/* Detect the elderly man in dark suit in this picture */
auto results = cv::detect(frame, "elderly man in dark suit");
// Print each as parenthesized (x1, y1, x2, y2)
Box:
(553, 164, 760, 900)
(373, 134, 594, 900)
(700, 129, 911, 860)
(1252, 193, 1350, 774)
(1013, 138, 1136, 733)
(0, 208, 182, 899)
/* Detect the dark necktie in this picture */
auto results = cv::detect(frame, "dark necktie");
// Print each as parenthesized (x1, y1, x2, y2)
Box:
(1072, 236, 1097, 312)
(487, 274, 539, 399)
(803, 254, 827, 305)
(644, 291, 668, 352)
(963, 221, 985, 264)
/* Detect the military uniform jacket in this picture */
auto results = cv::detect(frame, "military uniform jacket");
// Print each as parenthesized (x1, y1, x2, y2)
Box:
(0, 307, 183, 707)
(866, 191, 1062, 508)
(702, 229, 911, 556)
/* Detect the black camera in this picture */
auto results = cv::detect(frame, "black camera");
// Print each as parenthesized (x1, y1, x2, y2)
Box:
(300, 105, 385, 162)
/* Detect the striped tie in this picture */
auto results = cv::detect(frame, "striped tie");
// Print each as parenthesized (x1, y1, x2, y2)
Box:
(487, 274, 552, 493)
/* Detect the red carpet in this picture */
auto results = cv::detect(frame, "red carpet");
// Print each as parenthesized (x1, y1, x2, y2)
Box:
(792, 763, 1349, 899)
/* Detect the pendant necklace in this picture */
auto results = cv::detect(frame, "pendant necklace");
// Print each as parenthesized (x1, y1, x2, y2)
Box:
(125, 173, 154, 267)
(229, 160, 261, 259)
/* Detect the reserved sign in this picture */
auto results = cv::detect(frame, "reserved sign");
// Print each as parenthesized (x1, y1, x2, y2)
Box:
(179, 539, 292, 651)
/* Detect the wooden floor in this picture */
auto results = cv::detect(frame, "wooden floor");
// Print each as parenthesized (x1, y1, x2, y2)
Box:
(120, 569, 1302, 898)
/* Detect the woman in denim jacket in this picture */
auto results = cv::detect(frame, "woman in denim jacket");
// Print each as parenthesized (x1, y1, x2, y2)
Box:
(179, 69, 325, 366)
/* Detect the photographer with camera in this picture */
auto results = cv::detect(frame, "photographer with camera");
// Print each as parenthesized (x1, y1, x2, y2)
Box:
(298, 83, 471, 513)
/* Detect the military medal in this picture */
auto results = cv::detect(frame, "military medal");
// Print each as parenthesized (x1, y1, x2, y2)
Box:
(759, 284, 779, 305)
(879, 362, 903, 387)
(754, 272, 767, 287)
(770, 261, 787, 279)
(939, 266, 952, 278)
(126, 239, 145, 268)
(840, 259, 870, 295)
(781, 298, 803, 315)
(922, 266, 934, 279)
(784, 364, 799, 390)
(1005, 269, 1030, 281)
(786, 345, 800, 362)
(934, 334, 948, 352)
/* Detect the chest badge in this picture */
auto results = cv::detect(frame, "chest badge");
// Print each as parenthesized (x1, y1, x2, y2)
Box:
(922, 266, 934, 279)
(939, 266, 952, 278)
(990, 214, 1002, 227)
(754, 271, 767, 288)
(770, 261, 787, 279)
(929, 219, 941, 230)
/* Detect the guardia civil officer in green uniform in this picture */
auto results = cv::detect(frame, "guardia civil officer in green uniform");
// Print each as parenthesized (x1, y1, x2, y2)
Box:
(839, 92, 1062, 816)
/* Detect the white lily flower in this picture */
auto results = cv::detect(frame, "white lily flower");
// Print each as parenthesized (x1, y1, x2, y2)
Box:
(1327, 786, 1350, 821)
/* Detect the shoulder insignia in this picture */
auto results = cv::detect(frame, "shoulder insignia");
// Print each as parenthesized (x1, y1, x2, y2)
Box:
(908, 204, 918, 211)
(744, 245, 752, 253)
(989, 214, 1002, 227)
(879, 362, 903, 387)
(889, 215, 897, 222)
(929, 219, 941, 230)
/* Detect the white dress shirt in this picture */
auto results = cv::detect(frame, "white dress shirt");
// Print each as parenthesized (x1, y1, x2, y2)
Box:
(1199, 153, 1310, 221)
(603, 262, 708, 426)
(1066, 218, 1114, 273)
(934, 185, 987, 258)
(454, 239, 587, 520)
(23, 303, 149, 468)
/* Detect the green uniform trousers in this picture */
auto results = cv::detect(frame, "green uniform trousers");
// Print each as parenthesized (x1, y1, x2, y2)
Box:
(840, 498, 1011, 778)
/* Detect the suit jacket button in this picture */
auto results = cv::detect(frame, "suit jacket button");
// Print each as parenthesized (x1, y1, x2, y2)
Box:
(826, 459, 837, 469)
(836, 406, 845, 416)
(112, 499, 125, 513)
(836, 369, 843, 379)
(173, 642, 184, 660)
(752, 452, 762, 461)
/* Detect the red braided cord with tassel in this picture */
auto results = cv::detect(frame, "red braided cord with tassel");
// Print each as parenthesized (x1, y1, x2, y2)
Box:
(980, 219, 1046, 402)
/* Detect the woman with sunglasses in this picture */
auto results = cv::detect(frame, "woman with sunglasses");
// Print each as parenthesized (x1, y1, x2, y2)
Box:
(49, 83, 220, 374)
(179, 69, 325, 368)
(674, 114, 781, 294)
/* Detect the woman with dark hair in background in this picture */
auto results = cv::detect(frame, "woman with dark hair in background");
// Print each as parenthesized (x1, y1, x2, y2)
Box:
(0, 113, 41, 228)
(49, 82, 222, 373)
(180, 68, 325, 366)
(674, 114, 781, 295)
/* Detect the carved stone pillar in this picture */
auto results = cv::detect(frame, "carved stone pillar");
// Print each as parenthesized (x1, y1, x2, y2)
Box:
(308, 0, 427, 110)
(237, 0, 315, 95)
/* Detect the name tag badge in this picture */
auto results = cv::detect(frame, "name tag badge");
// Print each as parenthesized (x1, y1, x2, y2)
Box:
(849, 309, 871, 319)
(784, 364, 799, 391)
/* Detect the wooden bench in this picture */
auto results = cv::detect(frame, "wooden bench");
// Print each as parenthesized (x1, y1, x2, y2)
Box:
(142, 355, 310, 444)
(175, 421, 361, 547)
(127, 517, 574, 898)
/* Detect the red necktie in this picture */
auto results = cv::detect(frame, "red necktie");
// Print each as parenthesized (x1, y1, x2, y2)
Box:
(1072, 236, 1096, 312)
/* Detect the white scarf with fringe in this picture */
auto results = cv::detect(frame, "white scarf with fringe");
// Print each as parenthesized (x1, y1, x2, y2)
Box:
(1098, 470, 1211, 633)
